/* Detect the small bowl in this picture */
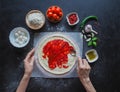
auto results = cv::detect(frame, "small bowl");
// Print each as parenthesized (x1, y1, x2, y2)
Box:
(26, 10, 45, 30)
(46, 5, 63, 23)
(85, 49, 98, 63)
(9, 27, 30, 48)
(66, 12, 79, 26)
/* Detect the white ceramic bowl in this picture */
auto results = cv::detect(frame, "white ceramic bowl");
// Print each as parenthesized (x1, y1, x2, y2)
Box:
(9, 27, 30, 48)
(66, 12, 79, 26)
(85, 49, 98, 63)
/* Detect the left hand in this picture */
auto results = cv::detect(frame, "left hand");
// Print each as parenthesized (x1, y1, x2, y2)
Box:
(24, 48, 35, 76)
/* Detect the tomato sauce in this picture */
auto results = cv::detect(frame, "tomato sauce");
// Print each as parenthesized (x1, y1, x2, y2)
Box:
(68, 13, 77, 24)
(42, 39, 74, 70)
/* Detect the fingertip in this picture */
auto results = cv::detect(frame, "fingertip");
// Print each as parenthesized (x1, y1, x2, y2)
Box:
(78, 56, 81, 59)
(30, 56, 35, 64)
(23, 59, 26, 62)
(76, 65, 79, 72)
(31, 47, 35, 50)
(29, 48, 35, 56)
(82, 59, 87, 62)
(77, 56, 83, 66)
(78, 57, 82, 62)
(31, 48, 35, 53)
(32, 56, 35, 61)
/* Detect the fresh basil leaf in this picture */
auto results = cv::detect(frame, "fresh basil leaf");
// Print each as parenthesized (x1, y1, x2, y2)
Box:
(88, 41, 92, 46)
(92, 37, 98, 41)
(93, 41, 97, 47)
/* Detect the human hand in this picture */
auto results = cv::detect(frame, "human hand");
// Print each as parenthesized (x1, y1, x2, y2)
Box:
(77, 57, 91, 82)
(24, 48, 35, 76)
(77, 57, 96, 92)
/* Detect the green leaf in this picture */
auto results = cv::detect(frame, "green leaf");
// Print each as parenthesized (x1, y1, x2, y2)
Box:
(92, 37, 98, 41)
(93, 41, 97, 47)
(88, 41, 92, 46)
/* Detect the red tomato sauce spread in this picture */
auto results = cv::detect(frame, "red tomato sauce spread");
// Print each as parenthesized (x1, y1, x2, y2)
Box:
(42, 39, 74, 70)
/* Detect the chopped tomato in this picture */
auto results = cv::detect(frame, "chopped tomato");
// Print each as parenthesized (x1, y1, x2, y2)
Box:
(63, 65, 69, 68)
(42, 39, 74, 70)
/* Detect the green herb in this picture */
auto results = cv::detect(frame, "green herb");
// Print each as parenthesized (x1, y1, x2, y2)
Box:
(93, 41, 97, 47)
(92, 37, 98, 41)
(87, 37, 98, 47)
(88, 41, 93, 46)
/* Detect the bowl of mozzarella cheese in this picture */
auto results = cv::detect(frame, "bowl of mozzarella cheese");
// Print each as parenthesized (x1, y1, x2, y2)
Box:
(9, 27, 30, 48)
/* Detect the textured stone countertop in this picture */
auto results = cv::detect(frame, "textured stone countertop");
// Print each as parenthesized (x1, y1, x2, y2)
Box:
(0, 0, 120, 92)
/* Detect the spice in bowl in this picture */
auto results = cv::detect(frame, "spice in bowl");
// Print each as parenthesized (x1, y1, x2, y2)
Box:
(66, 12, 79, 26)
(26, 10, 45, 30)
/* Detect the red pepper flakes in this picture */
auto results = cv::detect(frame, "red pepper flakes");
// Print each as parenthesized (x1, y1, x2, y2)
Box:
(42, 39, 74, 70)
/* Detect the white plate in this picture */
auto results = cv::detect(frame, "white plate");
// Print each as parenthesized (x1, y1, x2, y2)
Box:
(9, 27, 30, 48)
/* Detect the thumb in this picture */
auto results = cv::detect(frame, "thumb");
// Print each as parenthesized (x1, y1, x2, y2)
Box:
(30, 56, 35, 65)
(78, 57, 83, 66)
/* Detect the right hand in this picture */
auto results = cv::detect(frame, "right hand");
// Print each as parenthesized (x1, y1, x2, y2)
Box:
(77, 57, 91, 81)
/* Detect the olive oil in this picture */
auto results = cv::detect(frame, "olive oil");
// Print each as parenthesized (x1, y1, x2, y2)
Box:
(85, 49, 98, 63)
(87, 51, 96, 61)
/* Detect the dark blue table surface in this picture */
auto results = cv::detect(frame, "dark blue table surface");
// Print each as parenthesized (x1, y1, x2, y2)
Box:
(0, 0, 120, 92)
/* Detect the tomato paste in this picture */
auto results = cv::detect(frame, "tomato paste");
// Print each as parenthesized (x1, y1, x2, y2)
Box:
(68, 14, 77, 24)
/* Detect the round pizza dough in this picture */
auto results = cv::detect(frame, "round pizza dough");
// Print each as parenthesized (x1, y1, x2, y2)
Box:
(36, 34, 78, 75)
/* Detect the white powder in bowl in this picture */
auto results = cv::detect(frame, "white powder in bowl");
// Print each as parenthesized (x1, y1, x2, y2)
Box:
(27, 13, 44, 27)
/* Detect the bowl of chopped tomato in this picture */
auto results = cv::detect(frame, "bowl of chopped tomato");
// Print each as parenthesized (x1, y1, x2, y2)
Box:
(46, 5, 63, 23)
(66, 12, 79, 26)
